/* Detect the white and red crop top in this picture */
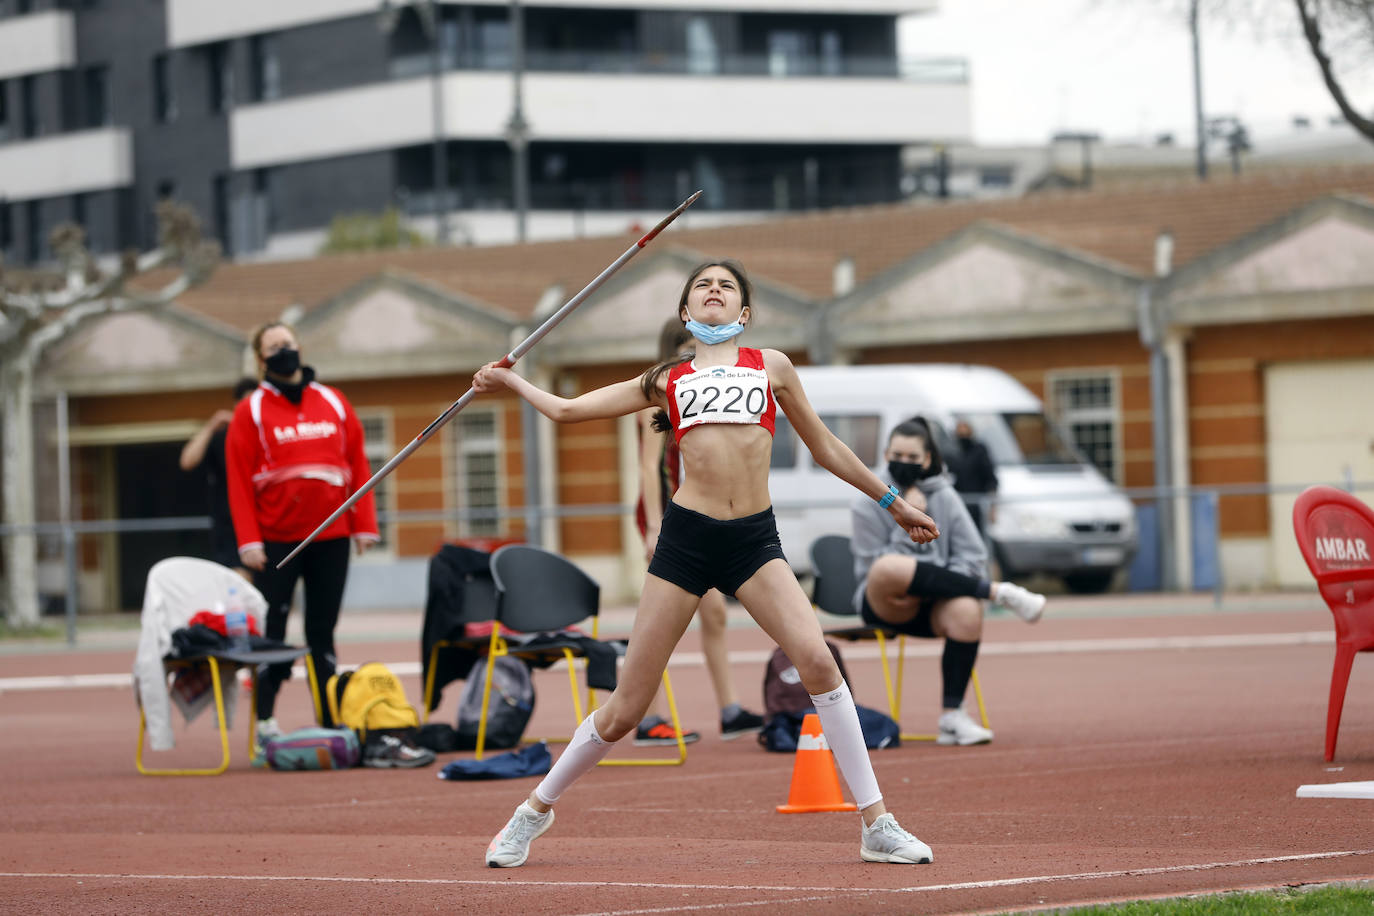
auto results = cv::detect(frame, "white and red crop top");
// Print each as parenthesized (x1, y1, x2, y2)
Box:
(665, 347, 777, 444)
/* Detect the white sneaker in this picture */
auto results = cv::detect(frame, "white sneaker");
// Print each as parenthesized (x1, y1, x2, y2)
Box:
(486, 802, 555, 868)
(996, 582, 1046, 623)
(252, 718, 283, 767)
(937, 708, 993, 746)
(860, 813, 933, 864)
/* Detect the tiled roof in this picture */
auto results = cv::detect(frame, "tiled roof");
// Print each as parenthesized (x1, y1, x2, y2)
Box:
(146, 164, 1374, 334)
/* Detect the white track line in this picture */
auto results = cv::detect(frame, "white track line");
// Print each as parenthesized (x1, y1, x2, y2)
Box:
(0, 631, 1333, 693)
(2, 848, 1371, 900)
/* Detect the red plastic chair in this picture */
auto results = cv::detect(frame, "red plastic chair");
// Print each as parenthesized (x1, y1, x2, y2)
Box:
(1292, 486, 1374, 761)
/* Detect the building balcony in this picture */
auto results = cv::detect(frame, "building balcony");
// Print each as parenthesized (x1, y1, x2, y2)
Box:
(389, 48, 968, 83)
(0, 9, 75, 81)
(0, 127, 133, 202)
(167, 0, 937, 48)
(231, 70, 971, 170)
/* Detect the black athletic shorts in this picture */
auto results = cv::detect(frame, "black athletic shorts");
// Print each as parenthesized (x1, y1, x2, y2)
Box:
(860, 592, 938, 639)
(646, 501, 787, 598)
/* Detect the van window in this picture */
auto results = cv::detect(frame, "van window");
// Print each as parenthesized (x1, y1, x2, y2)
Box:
(819, 414, 882, 467)
(771, 415, 798, 469)
(966, 412, 1079, 466)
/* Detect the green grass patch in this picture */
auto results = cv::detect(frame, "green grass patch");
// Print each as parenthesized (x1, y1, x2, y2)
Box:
(1018, 884, 1374, 915)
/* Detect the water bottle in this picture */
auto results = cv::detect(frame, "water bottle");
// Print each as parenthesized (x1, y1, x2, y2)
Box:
(224, 586, 250, 651)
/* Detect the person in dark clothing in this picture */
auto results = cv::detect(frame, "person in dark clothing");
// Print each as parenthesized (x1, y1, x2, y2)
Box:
(945, 418, 999, 539)
(179, 377, 258, 577)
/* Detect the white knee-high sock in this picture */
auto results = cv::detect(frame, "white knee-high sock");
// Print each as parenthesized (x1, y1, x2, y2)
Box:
(532, 712, 616, 806)
(809, 680, 883, 810)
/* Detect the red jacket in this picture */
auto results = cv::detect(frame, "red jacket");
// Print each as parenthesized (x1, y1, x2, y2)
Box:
(225, 379, 379, 553)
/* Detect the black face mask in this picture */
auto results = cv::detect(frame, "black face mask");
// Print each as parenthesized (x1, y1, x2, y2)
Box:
(888, 460, 932, 488)
(264, 347, 301, 377)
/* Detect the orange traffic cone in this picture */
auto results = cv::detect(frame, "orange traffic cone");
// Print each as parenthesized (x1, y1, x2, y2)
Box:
(776, 713, 858, 813)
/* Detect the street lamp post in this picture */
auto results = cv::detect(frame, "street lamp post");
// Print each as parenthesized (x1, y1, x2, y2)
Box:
(379, 0, 451, 244)
(506, 0, 530, 243)
(1190, 0, 1207, 181)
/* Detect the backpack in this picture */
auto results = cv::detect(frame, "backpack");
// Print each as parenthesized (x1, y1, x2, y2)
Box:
(264, 727, 361, 770)
(758, 641, 900, 752)
(456, 655, 535, 751)
(326, 662, 422, 742)
(763, 641, 852, 718)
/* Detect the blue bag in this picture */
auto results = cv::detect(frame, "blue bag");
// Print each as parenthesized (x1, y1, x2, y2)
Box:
(437, 741, 552, 780)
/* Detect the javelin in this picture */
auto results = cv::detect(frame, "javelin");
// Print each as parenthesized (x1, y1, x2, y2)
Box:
(276, 189, 703, 569)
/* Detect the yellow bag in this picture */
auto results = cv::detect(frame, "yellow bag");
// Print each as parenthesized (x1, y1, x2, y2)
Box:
(326, 662, 420, 740)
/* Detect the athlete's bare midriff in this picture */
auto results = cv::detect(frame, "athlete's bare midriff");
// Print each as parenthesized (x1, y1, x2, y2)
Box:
(670, 422, 775, 520)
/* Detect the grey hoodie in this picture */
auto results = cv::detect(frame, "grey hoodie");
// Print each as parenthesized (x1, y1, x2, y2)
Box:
(849, 468, 988, 613)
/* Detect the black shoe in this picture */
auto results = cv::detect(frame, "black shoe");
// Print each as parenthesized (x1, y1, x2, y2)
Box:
(721, 708, 765, 741)
(363, 732, 436, 768)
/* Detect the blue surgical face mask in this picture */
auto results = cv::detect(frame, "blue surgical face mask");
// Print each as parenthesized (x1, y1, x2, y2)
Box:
(684, 318, 745, 345)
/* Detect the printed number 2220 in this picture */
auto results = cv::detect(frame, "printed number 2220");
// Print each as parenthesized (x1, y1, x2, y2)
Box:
(680, 385, 766, 419)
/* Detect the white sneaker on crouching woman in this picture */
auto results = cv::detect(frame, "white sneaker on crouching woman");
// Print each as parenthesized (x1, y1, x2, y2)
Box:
(937, 707, 993, 746)
(860, 813, 933, 864)
(486, 802, 555, 867)
(995, 582, 1046, 623)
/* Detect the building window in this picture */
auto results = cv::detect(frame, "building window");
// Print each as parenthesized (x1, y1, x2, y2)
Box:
(449, 409, 503, 537)
(207, 42, 232, 114)
(83, 65, 110, 127)
(20, 75, 38, 137)
(685, 17, 719, 75)
(0, 79, 9, 142)
(25, 199, 41, 263)
(819, 30, 842, 76)
(0, 200, 12, 260)
(767, 30, 809, 77)
(212, 174, 230, 255)
(1047, 371, 1121, 482)
(152, 54, 176, 123)
(249, 35, 280, 102)
(253, 167, 275, 235)
(358, 413, 393, 549)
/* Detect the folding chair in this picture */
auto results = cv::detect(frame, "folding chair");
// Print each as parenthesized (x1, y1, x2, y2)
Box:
(1292, 485, 1374, 761)
(476, 544, 688, 766)
(419, 543, 501, 722)
(809, 534, 989, 742)
(133, 557, 310, 776)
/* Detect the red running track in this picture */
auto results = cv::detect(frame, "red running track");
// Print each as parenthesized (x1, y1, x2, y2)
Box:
(1, 598, 1372, 915)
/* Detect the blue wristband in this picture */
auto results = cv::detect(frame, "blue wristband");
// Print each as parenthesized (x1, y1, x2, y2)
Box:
(877, 484, 899, 509)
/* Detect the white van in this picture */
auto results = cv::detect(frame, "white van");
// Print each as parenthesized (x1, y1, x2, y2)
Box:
(769, 363, 1138, 593)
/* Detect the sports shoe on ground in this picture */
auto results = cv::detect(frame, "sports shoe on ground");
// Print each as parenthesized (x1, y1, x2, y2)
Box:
(860, 813, 933, 864)
(633, 716, 701, 746)
(252, 717, 283, 767)
(720, 708, 765, 741)
(937, 708, 993, 746)
(362, 732, 436, 768)
(486, 802, 555, 868)
(995, 582, 1047, 623)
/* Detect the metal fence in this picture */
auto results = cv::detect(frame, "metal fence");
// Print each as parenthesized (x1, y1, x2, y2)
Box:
(4, 477, 1372, 645)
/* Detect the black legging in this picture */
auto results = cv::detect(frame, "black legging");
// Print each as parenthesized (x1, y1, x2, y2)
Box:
(253, 536, 350, 724)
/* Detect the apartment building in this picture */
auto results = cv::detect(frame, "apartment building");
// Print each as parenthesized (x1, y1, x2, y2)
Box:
(0, 0, 969, 262)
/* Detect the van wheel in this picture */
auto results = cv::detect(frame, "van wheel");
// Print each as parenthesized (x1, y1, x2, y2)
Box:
(1062, 571, 1114, 594)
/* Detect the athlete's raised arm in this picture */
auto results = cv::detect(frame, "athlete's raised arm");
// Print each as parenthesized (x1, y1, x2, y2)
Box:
(473, 362, 655, 423)
(766, 349, 939, 544)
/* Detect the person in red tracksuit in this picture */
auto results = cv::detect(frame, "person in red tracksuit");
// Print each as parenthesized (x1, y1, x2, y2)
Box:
(225, 321, 380, 757)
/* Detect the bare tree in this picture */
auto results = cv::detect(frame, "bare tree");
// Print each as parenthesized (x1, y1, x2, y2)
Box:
(1, 201, 219, 627)
(1294, 0, 1374, 141)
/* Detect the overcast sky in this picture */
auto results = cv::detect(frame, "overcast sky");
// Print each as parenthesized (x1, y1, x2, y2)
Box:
(898, 0, 1374, 147)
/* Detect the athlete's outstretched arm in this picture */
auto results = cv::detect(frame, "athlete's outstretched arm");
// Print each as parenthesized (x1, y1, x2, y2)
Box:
(472, 362, 654, 423)
(766, 350, 938, 544)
